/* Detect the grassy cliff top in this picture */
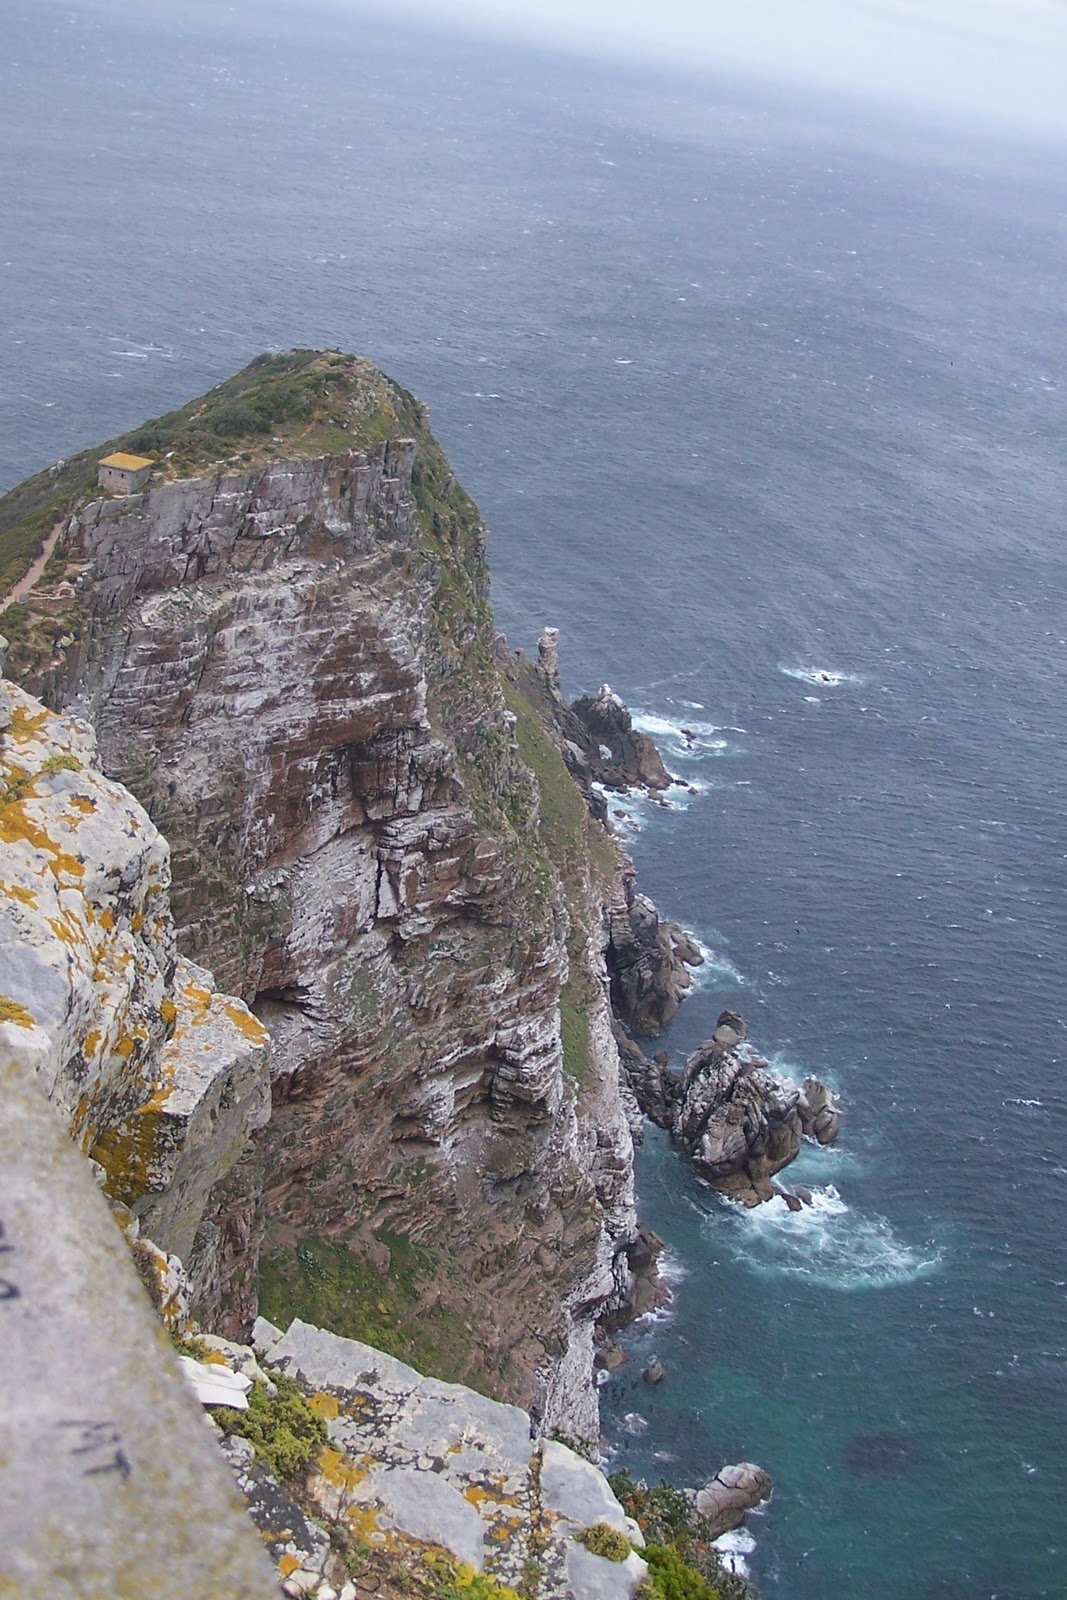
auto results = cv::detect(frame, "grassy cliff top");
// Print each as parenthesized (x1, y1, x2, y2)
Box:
(0, 349, 414, 597)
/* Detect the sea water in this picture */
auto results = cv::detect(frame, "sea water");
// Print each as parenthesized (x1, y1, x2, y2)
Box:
(2, 5, 1065, 1594)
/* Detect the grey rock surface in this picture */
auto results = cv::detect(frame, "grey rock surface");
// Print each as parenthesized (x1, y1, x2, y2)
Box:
(262, 1319, 643, 1599)
(695, 1462, 773, 1538)
(0, 1068, 278, 1599)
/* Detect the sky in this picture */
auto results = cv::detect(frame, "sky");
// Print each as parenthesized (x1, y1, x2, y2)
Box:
(312, 0, 1067, 138)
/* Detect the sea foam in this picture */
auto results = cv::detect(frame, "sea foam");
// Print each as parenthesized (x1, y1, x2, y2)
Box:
(779, 665, 863, 687)
(714, 1185, 942, 1292)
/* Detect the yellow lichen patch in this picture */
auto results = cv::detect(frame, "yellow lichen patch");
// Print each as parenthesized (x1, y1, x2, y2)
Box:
(160, 997, 177, 1027)
(0, 995, 35, 1028)
(129, 909, 144, 933)
(46, 913, 78, 946)
(90, 1105, 164, 1205)
(0, 803, 85, 882)
(116, 1035, 136, 1059)
(69, 794, 96, 815)
(316, 1446, 368, 1495)
(83, 1030, 102, 1058)
(2, 881, 37, 906)
(308, 1391, 340, 1421)
(277, 1553, 300, 1580)
(6, 704, 49, 743)
(462, 1479, 514, 1510)
(222, 1001, 269, 1044)
(344, 1502, 386, 1547)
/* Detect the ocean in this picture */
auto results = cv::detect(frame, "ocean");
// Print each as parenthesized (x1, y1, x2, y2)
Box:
(2, 3, 1065, 1595)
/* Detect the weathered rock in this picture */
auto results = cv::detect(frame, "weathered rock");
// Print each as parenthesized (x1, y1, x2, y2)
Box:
(258, 1319, 646, 1599)
(614, 1023, 680, 1125)
(537, 625, 563, 698)
(0, 1067, 278, 1598)
(641, 1358, 665, 1385)
(801, 1076, 842, 1144)
(694, 1462, 773, 1539)
(0, 676, 271, 1269)
(607, 879, 702, 1037)
(568, 685, 671, 793)
(672, 1012, 838, 1204)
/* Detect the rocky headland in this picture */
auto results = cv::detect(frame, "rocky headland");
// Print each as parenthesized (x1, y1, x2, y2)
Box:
(0, 350, 815, 1596)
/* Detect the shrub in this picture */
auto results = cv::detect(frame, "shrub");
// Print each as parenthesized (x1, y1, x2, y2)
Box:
(575, 1522, 631, 1562)
(640, 1543, 721, 1600)
(209, 1371, 327, 1483)
(608, 1472, 750, 1600)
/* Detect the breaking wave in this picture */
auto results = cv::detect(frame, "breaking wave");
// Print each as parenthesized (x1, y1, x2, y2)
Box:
(712, 1185, 942, 1291)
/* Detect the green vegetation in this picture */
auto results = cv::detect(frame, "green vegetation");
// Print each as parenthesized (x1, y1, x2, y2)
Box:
(639, 1544, 723, 1600)
(416, 1555, 522, 1600)
(208, 1371, 327, 1484)
(500, 664, 619, 1086)
(258, 1232, 475, 1387)
(574, 1523, 631, 1562)
(609, 1473, 750, 1600)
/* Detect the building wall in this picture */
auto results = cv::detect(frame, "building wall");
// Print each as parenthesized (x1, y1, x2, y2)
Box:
(99, 464, 151, 493)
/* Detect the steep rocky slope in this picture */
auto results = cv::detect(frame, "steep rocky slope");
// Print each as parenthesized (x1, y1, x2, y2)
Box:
(1, 351, 653, 1438)
(0, 663, 665, 1600)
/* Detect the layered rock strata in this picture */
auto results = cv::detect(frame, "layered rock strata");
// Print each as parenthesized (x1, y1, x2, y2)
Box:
(3, 352, 646, 1439)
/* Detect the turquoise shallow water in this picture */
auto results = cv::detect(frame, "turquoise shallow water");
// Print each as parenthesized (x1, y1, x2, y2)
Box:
(3, 5, 1066, 1594)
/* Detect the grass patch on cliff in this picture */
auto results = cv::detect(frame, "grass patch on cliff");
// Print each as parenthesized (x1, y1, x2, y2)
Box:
(500, 668, 620, 1086)
(258, 1233, 475, 1386)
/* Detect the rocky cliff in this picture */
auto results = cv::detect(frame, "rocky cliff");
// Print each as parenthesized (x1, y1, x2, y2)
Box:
(0, 350, 659, 1440)
(0, 655, 672, 1600)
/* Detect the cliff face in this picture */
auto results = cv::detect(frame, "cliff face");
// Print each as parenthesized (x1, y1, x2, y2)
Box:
(0, 667, 271, 1266)
(5, 352, 639, 1437)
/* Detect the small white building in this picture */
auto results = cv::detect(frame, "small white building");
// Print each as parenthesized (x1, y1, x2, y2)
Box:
(98, 452, 153, 493)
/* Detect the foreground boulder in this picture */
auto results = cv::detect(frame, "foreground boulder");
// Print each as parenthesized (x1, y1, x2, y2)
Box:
(246, 1318, 649, 1599)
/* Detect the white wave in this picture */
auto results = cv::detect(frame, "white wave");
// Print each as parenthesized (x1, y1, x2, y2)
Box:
(713, 1527, 756, 1578)
(1003, 1097, 1043, 1108)
(715, 1185, 942, 1291)
(657, 1250, 690, 1285)
(780, 665, 863, 687)
(630, 709, 741, 762)
(684, 936, 748, 990)
(620, 1412, 648, 1435)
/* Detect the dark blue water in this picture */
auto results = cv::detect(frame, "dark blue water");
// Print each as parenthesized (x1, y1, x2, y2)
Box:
(4, 4, 1066, 1595)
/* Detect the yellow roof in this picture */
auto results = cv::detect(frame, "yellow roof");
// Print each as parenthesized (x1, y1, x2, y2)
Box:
(100, 452, 153, 471)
